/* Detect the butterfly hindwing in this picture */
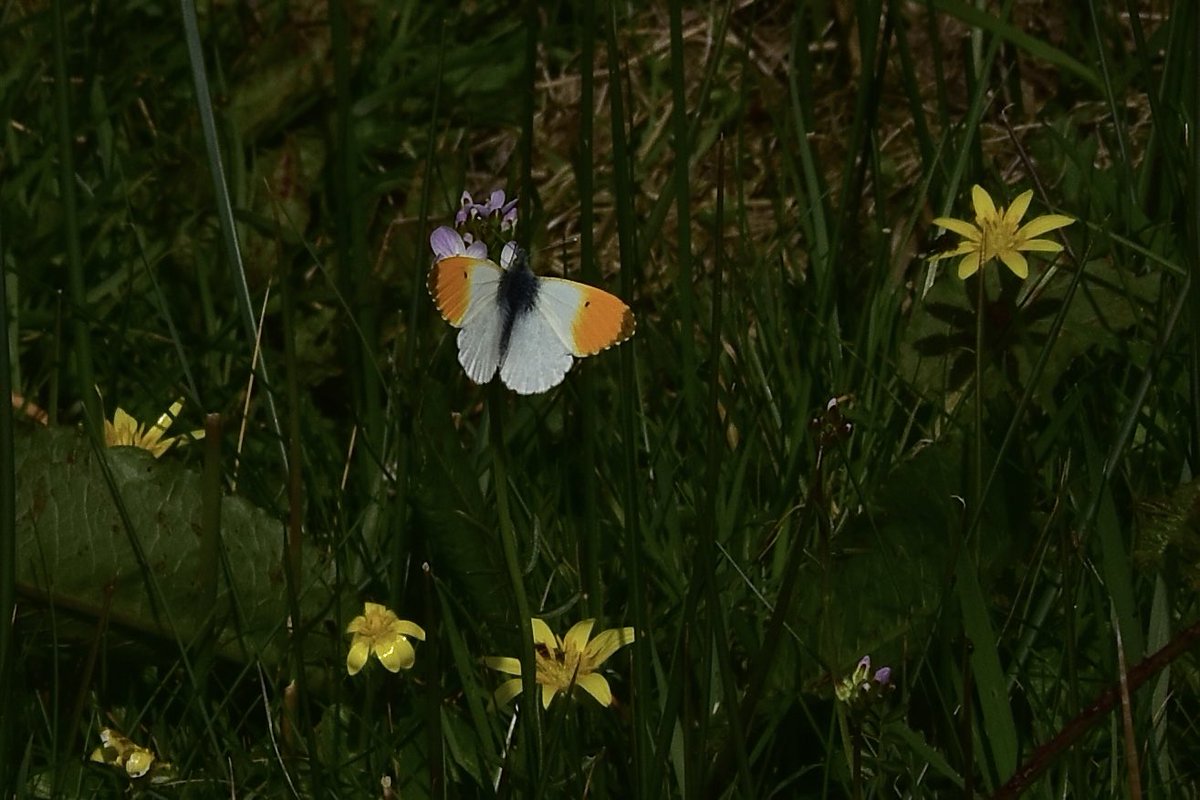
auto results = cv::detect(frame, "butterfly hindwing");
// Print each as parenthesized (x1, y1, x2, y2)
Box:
(499, 306, 575, 395)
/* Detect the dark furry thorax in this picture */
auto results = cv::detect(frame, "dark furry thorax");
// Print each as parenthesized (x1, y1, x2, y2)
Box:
(497, 246, 539, 358)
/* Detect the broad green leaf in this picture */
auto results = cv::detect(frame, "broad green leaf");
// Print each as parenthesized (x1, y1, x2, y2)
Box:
(15, 425, 333, 663)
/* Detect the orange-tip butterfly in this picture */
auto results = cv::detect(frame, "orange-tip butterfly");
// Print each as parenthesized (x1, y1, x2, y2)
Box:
(428, 226, 635, 394)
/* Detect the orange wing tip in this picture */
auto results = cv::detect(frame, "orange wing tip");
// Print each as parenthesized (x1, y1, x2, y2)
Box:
(428, 256, 477, 326)
(571, 290, 636, 356)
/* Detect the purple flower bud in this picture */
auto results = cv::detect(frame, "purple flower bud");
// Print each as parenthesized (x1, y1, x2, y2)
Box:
(501, 204, 518, 231)
(873, 667, 891, 687)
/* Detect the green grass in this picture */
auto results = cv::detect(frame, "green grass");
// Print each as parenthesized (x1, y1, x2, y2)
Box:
(3, 1, 1199, 797)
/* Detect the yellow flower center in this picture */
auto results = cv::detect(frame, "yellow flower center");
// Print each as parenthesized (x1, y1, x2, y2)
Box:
(534, 641, 590, 690)
(358, 612, 394, 642)
(977, 210, 1018, 264)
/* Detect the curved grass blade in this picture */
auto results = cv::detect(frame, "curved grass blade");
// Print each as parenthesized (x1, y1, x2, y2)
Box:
(178, 0, 288, 471)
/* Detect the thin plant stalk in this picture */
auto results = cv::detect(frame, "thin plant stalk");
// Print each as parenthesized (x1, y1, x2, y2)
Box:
(52, 0, 98, 431)
(605, 3, 650, 793)
(489, 390, 542, 787)
(576, 0, 602, 621)
(0, 209, 15, 795)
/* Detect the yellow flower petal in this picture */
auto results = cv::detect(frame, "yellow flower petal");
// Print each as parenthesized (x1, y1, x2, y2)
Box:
(394, 619, 426, 641)
(531, 618, 556, 647)
(346, 637, 370, 675)
(971, 185, 997, 220)
(484, 656, 523, 676)
(576, 673, 614, 706)
(145, 399, 184, 448)
(112, 408, 139, 444)
(957, 253, 983, 279)
(999, 250, 1029, 280)
(932, 216, 981, 241)
(563, 619, 595, 655)
(1016, 238, 1063, 253)
(1003, 190, 1033, 227)
(125, 748, 155, 778)
(494, 678, 524, 705)
(540, 684, 558, 709)
(375, 635, 416, 672)
(928, 242, 981, 263)
(1016, 214, 1074, 240)
(585, 627, 636, 666)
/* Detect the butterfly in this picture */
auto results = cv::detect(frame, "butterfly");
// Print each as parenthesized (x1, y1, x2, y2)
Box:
(428, 227, 635, 394)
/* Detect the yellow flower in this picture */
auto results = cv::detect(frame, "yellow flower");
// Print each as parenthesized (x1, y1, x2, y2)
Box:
(346, 602, 426, 675)
(89, 728, 162, 779)
(931, 185, 1074, 280)
(103, 397, 204, 458)
(485, 618, 635, 709)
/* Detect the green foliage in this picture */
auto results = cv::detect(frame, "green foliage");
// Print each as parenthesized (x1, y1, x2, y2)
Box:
(14, 425, 333, 663)
(2, 1, 1199, 798)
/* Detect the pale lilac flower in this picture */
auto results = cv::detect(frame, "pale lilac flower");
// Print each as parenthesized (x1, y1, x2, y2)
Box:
(481, 189, 508, 215)
(455, 191, 477, 226)
(835, 654, 893, 704)
(430, 225, 487, 261)
(500, 199, 518, 231)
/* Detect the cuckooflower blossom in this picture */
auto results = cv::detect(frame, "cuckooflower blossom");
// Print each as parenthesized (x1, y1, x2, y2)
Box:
(90, 728, 168, 780)
(485, 618, 635, 709)
(430, 225, 488, 261)
(455, 190, 478, 225)
(930, 185, 1074, 280)
(835, 654, 893, 705)
(103, 397, 204, 458)
(346, 602, 426, 675)
(451, 188, 519, 238)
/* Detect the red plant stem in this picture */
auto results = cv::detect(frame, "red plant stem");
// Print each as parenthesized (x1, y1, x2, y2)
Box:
(992, 618, 1200, 799)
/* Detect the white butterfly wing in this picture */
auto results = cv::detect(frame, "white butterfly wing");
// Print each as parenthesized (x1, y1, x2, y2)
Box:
(499, 303, 575, 395)
(457, 314, 505, 385)
(428, 256, 505, 385)
(534, 277, 635, 357)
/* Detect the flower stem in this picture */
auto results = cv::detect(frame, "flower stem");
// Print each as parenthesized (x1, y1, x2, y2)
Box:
(973, 258, 985, 549)
(488, 387, 542, 783)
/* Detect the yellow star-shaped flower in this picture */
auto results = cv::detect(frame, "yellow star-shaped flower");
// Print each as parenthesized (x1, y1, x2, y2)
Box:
(485, 618, 635, 709)
(931, 185, 1074, 280)
(103, 397, 204, 458)
(345, 602, 426, 675)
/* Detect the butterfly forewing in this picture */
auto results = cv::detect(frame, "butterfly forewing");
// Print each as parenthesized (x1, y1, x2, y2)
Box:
(428, 256, 504, 327)
(535, 277, 635, 357)
(429, 255, 507, 383)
